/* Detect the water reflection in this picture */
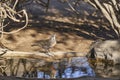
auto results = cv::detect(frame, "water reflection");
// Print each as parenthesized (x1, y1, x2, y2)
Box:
(0, 57, 119, 79)
(56, 57, 95, 78)
(37, 57, 95, 79)
(89, 59, 120, 78)
(0, 58, 45, 77)
(0, 57, 95, 79)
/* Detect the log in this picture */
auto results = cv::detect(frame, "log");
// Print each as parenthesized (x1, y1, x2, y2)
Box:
(0, 51, 87, 61)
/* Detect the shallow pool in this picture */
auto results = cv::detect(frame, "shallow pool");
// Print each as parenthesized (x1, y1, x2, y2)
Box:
(0, 57, 119, 79)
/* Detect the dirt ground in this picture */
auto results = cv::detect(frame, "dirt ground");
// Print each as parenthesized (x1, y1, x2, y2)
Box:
(1, 16, 117, 54)
(1, 0, 117, 54)
(1, 21, 92, 53)
(1, 17, 116, 54)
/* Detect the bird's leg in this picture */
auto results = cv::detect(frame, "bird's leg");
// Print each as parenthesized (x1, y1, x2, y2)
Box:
(44, 49, 54, 57)
(67, 57, 72, 66)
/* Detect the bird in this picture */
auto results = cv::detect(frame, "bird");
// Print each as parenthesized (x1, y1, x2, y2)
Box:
(32, 34, 56, 56)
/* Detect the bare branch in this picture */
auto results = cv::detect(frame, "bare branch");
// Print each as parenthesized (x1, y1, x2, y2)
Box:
(86, 0, 98, 9)
(0, 1, 29, 39)
(90, 0, 120, 37)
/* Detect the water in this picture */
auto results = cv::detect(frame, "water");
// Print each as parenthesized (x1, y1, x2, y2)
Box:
(37, 57, 95, 79)
(0, 57, 119, 79)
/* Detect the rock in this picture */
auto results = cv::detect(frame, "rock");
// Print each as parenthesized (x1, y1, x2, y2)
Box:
(87, 39, 120, 64)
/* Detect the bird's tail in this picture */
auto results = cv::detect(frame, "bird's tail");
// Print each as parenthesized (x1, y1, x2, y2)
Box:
(0, 42, 13, 51)
(31, 43, 37, 46)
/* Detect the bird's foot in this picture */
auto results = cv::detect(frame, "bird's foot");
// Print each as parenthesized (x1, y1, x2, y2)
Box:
(45, 52, 55, 57)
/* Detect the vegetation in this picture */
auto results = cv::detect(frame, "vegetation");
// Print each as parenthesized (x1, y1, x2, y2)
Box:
(0, 0, 120, 39)
(85, 0, 120, 37)
(0, 0, 120, 79)
(0, 0, 28, 39)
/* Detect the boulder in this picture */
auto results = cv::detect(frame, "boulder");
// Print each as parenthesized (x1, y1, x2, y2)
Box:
(87, 39, 120, 64)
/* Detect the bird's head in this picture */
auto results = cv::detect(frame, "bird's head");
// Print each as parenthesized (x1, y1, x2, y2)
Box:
(49, 34, 56, 43)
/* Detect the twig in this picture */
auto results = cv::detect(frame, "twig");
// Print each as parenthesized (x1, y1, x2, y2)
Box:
(0, 1, 28, 38)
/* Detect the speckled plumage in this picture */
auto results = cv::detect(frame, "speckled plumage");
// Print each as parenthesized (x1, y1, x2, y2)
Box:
(32, 34, 56, 53)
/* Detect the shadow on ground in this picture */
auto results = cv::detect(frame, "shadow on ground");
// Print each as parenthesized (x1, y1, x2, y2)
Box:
(26, 17, 117, 40)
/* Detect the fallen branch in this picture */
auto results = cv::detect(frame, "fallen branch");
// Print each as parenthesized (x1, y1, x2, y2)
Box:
(0, 51, 87, 62)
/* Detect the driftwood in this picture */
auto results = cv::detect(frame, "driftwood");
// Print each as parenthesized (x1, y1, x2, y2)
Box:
(0, 50, 87, 61)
